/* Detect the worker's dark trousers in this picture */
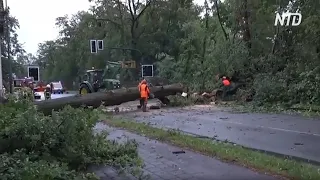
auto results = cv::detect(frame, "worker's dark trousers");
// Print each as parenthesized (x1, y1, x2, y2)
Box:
(140, 97, 147, 112)
(222, 86, 231, 100)
(45, 91, 51, 99)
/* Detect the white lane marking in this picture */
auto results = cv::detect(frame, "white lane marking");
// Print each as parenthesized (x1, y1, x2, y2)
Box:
(208, 117, 320, 137)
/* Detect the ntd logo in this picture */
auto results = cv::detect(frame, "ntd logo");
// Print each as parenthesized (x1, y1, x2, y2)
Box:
(274, 11, 302, 26)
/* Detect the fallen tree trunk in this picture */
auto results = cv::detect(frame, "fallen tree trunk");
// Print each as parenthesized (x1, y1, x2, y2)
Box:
(34, 83, 183, 115)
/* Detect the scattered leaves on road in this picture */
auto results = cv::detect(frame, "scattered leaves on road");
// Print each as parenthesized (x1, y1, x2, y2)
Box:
(105, 116, 320, 180)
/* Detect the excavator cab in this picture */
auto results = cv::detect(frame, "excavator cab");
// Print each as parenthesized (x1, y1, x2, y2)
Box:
(87, 70, 104, 83)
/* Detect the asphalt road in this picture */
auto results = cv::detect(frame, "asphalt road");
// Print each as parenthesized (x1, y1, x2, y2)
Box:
(121, 105, 320, 164)
(93, 123, 277, 179)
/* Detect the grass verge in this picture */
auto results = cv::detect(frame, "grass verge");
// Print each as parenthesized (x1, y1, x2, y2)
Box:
(104, 117, 320, 180)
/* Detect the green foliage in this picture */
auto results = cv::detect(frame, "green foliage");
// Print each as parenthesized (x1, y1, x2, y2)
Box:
(0, 150, 98, 180)
(252, 73, 289, 104)
(0, 98, 141, 179)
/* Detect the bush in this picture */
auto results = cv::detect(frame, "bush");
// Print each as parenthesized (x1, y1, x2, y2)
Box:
(0, 150, 98, 180)
(0, 97, 141, 179)
(252, 69, 320, 107)
(252, 73, 289, 105)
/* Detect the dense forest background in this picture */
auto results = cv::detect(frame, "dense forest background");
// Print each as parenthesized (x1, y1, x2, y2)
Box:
(4, 0, 320, 106)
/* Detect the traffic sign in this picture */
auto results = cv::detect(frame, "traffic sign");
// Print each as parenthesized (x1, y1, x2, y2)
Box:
(142, 65, 153, 77)
(97, 40, 103, 50)
(90, 40, 97, 53)
(90, 40, 104, 53)
(27, 65, 40, 82)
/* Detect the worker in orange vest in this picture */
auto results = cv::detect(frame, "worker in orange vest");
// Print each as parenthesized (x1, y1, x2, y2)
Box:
(222, 76, 231, 99)
(139, 79, 150, 112)
(44, 84, 51, 100)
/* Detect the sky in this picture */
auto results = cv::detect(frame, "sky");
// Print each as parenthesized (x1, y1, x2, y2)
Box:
(8, 0, 205, 55)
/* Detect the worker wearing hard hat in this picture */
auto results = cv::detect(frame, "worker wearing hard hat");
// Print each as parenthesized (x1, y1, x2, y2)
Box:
(222, 76, 231, 100)
(44, 84, 51, 100)
(138, 78, 147, 95)
(138, 79, 150, 112)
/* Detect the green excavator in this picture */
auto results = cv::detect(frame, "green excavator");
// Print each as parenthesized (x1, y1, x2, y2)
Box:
(78, 61, 136, 95)
(78, 60, 170, 98)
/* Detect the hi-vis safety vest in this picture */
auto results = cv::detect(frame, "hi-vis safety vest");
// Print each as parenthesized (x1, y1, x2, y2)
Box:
(139, 84, 150, 98)
(222, 79, 230, 86)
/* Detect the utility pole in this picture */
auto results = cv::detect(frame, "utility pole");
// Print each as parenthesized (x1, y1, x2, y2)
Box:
(6, 6, 11, 93)
(0, 34, 2, 97)
(0, 0, 7, 97)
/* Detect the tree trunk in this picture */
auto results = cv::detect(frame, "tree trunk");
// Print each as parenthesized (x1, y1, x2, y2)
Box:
(34, 83, 183, 115)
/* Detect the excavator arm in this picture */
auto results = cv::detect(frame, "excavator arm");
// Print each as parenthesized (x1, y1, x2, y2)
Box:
(104, 60, 136, 79)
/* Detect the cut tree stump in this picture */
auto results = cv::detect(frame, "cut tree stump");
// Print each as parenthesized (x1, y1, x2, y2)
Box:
(34, 83, 183, 115)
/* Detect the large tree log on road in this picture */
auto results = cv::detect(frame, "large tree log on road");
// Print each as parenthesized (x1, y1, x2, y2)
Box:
(34, 83, 183, 115)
